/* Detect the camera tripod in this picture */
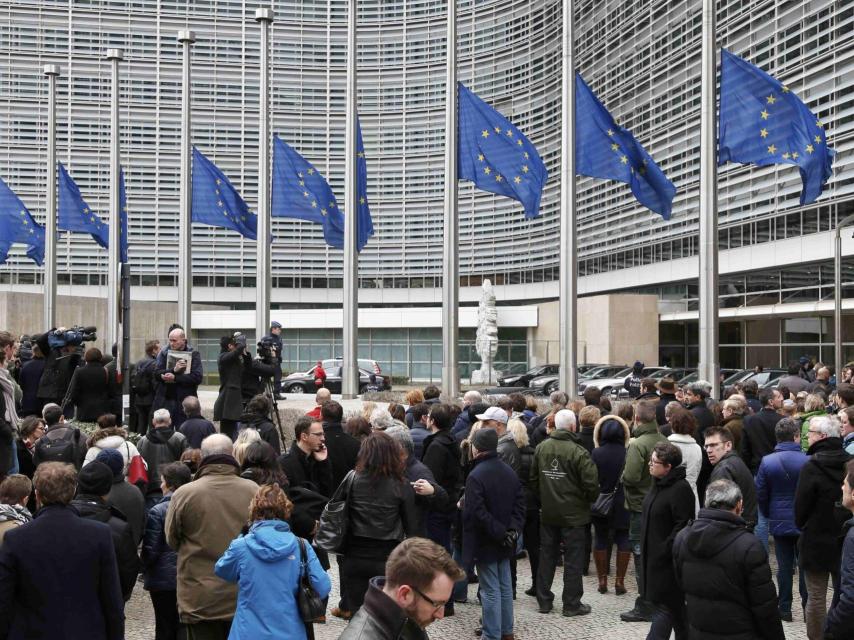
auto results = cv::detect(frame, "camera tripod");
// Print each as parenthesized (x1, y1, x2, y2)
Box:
(264, 378, 286, 445)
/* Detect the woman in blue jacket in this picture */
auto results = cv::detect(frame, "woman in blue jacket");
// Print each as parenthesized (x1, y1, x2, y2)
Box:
(215, 483, 331, 640)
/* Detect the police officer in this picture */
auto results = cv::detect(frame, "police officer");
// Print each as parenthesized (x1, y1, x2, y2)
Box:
(624, 361, 644, 399)
(263, 321, 284, 399)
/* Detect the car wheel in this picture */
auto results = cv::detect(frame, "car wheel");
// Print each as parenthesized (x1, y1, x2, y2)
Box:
(285, 383, 305, 394)
(600, 386, 611, 396)
(545, 380, 559, 395)
(359, 385, 367, 394)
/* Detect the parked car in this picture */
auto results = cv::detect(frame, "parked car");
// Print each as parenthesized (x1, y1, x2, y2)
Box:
(613, 368, 696, 398)
(677, 368, 740, 386)
(579, 366, 667, 397)
(323, 358, 382, 375)
(498, 364, 559, 387)
(528, 364, 621, 396)
(283, 366, 389, 394)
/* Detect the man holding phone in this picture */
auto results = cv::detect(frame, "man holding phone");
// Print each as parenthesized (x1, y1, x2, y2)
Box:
(280, 415, 333, 498)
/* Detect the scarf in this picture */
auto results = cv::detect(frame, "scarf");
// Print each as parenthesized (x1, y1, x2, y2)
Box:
(0, 368, 20, 431)
(196, 453, 241, 476)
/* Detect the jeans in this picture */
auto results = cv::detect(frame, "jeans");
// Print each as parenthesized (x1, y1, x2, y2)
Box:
(478, 559, 514, 640)
(804, 570, 839, 640)
(754, 510, 769, 551)
(150, 590, 179, 640)
(646, 602, 687, 640)
(451, 545, 469, 602)
(537, 523, 585, 610)
(774, 535, 806, 615)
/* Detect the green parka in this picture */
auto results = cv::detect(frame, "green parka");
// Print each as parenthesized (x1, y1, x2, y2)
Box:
(622, 421, 666, 512)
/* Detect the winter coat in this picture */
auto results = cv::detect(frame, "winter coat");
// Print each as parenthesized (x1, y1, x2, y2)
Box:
(152, 346, 203, 428)
(165, 458, 259, 623)
(640, 465, 695, 608)
(107, 477, 146, 545)
(214, 347, 245, 423)
(622, 421, 666, 512)
(794, 437, 852, 572)
(137, 427, 189, 498)
(71, 495, 141, 601)
(279, 441, 334, 497)
(348, 473, 418, 543)
(668, 433, 702, 511)
(322, 421, 361, 489)
(239, 411, 281, 455)
(240, 354, 277, 402)
(18, 357, 44, 417)
(741, 408, 783, 474)
(497, 432, 521, 473)
(32, 422, 88, 470)
(32, 331, 80, 402)
(214, 520, 331, 640)
(721, 416, 744, 453)
(0, 504, 31, 545)
(410, 422, 431, 458)
(530, 429, 599, 527)
(405, 455, 448, 536)
(777, 374, 809, 394)
(83, 428, 145, 475)
(673, 508, 785, 640)
(462, 451, 526, 568)
(687, 401, 716, 436)
(590, 414, 632, 530)
(179, 415, 217, 449)
(421, 429, 464, 510)
(656, 392, 678, 426)
(754, 442, 808, 537)
(826, 519, 854, 639)
(67, 362, 114, 423)
(798, 409, 828, 452)
(339, 577, 428, 640)
(518, 444, 539, 513)
(141, 493, 177, 591)
(132, 354, 158, 406)
(709, 451, 758, 530)
(0, 504, 124, 640)
(577, 425, 595, 453)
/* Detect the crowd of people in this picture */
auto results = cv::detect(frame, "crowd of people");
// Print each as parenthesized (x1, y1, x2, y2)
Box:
(2, 332, 854, 640)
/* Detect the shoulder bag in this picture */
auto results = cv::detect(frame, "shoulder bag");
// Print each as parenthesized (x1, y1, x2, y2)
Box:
(297, 537, 326, 623)
(314, 470, 355, 553)
(590, 458, 625, 519)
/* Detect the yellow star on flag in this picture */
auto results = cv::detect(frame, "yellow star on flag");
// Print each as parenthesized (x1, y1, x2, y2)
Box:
(311, 200, 317, 207)
(484, 167, 492, 175)
(215, 179, 222, 185)
(792, 152, 799, 159)
(303, 191, 309, 197)
(357, 151, 364, 158)
(359, 196, 366, 205)
(522, 165, 529, 173)
(517, 139, 523, 146)
(806, 144, 814, 154)
(523, 152, 529, 159)
(782, 152, 790, 159)
(506, 130, 513, 137)
(495, 174, 503, 182)
(767, 144, 777, 154)
(816, 120, 822, 128)
(782, 86, 790, 93)
(611, 143, 619, 151)
(760, 110, 769, 120)
(607, 129, 614, 137)
(482, 130, 489, 138)
(620, 155, 628, 164)
(760, 128, 768, 138)
(320, 208, 327, 215)
(494, 126, 501, 133)
(477, 154, 484, 162)
(814, 135, 822, 144)
(766, 94, 776, 104)
(514, 176, 521, 184)
(307, 168, 314, 175)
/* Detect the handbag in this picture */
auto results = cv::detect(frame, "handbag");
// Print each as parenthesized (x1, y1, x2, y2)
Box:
(125, 443, 149, 488)
(590, 460, 625, 519)
(296, 538, 326, 623)
(314, 470, 355, 553)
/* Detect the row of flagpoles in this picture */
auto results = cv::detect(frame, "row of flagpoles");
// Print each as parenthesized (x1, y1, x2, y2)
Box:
(0, 2, 836, 399)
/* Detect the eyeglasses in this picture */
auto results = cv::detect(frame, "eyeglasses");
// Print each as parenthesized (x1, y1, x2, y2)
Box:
(704, 442, 724, 450)
(308, 431, 325, 438)
(411, 585, 447, 611)
(648, 458, 666, 466)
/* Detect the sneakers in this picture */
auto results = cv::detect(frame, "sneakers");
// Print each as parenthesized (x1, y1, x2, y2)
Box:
(330, 607, 352, 620)
(562, 603, 591, 617)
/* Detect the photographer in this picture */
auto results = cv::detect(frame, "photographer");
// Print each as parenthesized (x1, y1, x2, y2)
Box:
(213, 333, 247, 441)
(33, 326, 94, 414)
(261, 320, 284, 399)
(66, 348, 114, 423)
(241, 337, 278, 403)
(152, 327, 202, 429)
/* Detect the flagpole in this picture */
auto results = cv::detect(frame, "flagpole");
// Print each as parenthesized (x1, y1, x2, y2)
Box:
(558, 0, 577, 396)
(177, 30, 196, 333)
(43, 64, 59, 330)
(441, 0, 459, 400)
(698, 0, 719, 397)
(255, 8, 273, 344)
(342, 0, 359, 398)
(106, 48, 123, 361)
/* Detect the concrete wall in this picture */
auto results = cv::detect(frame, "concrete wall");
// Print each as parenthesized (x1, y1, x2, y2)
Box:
(531, 294, 659, 366)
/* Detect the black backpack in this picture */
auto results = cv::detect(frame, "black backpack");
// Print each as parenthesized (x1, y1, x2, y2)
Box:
(35, 426, 78, 465)
(132, 361, 154, 397)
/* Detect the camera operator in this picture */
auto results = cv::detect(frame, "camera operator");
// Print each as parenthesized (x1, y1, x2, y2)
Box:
(152, 327, 202, 429)
(33, 326, 95, 415)
(66, 347, 114, 423)
(213, 332, 247, 441)
(261, 321, 284, 399)
(241, 337, 279, 403)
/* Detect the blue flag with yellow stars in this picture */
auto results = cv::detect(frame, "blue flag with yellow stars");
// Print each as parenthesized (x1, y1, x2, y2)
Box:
(57, 162, 109, 250)
(575, 74, 676, 220)
(0, 175, 45, 265)
(271, 134, 345, 249)
(354, 118, 374, 251)
(191, 147, 257, 240)
(719, 49, 834, 206)
(457, 83, 547, 218)
(119, 167, 128, 263)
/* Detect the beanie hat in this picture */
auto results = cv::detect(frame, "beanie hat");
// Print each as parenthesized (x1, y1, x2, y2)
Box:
(77, 461, 114, 496)
(471, 428, 498, 453)
(95, 448, 125, 480)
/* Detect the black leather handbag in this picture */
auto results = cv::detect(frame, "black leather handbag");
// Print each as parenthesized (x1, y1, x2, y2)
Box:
(315, 470, 355, 553)
(590, 462, 625, 519)
(297, 538, 326, 623)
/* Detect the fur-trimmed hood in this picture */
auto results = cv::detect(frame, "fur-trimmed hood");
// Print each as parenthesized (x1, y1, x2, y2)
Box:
(592, 414, 631, 448)
(86, 426, 128, 449)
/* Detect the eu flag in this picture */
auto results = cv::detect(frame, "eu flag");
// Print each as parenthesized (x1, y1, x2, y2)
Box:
(0, 175, 45, 265)
(57, 162, 109, 250)
(719, 49, 834, 206)
(575, 74, 676, 220)
(191, 147, 257, 240)
(271, 134, 345, 249)
(457, 83, 547, 219)
(119, 167, 128, 263)
(355, 118, 374, 251)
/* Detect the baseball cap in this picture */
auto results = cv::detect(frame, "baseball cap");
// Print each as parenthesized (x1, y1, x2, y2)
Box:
(475, 406, 508, 424)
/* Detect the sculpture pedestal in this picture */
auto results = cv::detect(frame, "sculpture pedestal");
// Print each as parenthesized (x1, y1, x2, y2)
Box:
(471, 368, 500, 385)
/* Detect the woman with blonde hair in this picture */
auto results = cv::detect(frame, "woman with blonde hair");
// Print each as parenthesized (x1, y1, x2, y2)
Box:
(232, 428, 261, 466)
(216, 484, 331, 640)
(404, 389, 425, 427)
(798, 393, 829, 451)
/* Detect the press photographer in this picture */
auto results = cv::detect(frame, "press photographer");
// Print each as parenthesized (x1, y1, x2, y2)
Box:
(152, 327, 202, 429)
(33, 326, 96, 411)
(214, 332, 247, 441)
(241, 336, 278, 402)
(261, 320, 284, 399)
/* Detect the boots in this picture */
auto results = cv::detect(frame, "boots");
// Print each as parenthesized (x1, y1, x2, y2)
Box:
(593, 549, 609, 594)
(615, 551, 632, 595)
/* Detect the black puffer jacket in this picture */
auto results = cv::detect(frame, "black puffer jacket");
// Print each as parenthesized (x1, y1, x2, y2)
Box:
(794, 437, 852, 572)
(673, 508, 784, 640)
(71, 495, 141, 602)
(140, 494, 176, 591)
(518, 444, 539, 513)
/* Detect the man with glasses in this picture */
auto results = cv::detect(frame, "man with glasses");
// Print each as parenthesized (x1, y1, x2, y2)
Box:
(338, 537, 465, 640)
(279, 415, 333, 498)
(704, 426, 757, 530)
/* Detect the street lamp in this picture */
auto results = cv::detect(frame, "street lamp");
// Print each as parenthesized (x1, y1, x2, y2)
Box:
(834, 214, 854, 380)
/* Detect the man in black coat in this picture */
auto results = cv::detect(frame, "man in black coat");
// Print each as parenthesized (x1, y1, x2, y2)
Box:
(152, 327, 203, 429)
(421, 404, 464, 554)
(794, 415, 852, 639)
(130, 339, 160, 434)
(261, 321, 284, 398)
(238, 393, 282, 454)
(280, 415, 334, 497)
(741, 387, 783, 474)
(321, 400, 360, 489)
(71, 461, 141, 602)
(673, 478, 784, 640)
(640, 442, 695, 640)
(0, 462, 124, 640)
(826, 458, 854, 638)
(32, 329, 82, 411)
(177, 396, 216, 449)
(705, 426, 758, 530)
(213, 333, 246, 441)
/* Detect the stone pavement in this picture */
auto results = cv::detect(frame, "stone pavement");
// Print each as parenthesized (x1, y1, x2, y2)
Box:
(126, 551, 811, 639)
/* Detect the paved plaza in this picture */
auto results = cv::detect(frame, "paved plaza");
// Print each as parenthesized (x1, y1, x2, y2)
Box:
(126, 551, 811, 639)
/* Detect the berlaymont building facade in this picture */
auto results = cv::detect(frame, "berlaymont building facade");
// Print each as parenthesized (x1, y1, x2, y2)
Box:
(0, 0, 851, 383)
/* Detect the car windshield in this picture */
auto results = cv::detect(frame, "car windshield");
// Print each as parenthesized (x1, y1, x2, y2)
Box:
(722, 370, 750, 385)
(679, 372, 698, 384)
(647, 369, 673, 379)
(584, 366, 626, 379)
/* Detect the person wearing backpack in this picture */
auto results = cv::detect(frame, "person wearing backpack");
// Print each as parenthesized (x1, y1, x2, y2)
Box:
(137, 408, 189, 510)
(32, 403, 88, 470)
(131, 340, 161, 435)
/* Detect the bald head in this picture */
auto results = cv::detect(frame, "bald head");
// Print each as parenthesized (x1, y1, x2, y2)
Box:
(168, 328, 187, 350)
(315, 388, 332, 404)
(201, 433, 234, 458)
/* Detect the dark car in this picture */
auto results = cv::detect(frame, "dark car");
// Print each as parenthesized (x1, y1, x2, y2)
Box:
(283, 366, 388, 394)
(678, 368, 740, 385)
(528, 364, 624, 396)
(498, 364, 559, 387)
